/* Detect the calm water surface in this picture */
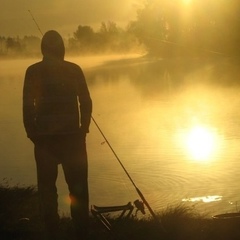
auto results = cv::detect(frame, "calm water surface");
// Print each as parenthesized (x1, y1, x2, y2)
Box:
(1, 56, 240, 217)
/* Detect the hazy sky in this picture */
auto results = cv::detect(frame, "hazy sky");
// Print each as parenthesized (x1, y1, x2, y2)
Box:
(1, 0, 144, 37)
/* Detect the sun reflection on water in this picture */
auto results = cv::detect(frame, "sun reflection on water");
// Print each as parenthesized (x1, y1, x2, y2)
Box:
(182, 195, 222, 203)
(186, 126, 217, 161)
(177, 124, 221, 162)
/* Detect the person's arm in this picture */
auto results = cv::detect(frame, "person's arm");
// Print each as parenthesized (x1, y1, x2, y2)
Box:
(23, 67, 37, 139)
(77, 67, 92, 133)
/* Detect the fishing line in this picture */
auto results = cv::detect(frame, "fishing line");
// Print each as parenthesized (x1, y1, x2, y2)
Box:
(145, 35, 226, 56)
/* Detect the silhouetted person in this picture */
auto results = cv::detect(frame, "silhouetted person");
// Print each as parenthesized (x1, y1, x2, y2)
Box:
(23, 30, 92, 240)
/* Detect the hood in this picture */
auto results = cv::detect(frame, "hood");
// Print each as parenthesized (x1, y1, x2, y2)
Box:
(41, 30, 65, 60)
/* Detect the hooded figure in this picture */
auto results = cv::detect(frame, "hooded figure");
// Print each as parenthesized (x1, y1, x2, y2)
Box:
(23, 30, 92, 240)
(41, 30, 65, 60)
(23, 30, 92, 138)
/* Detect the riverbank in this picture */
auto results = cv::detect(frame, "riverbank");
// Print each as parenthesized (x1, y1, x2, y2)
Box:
(1, 184, 240, 240)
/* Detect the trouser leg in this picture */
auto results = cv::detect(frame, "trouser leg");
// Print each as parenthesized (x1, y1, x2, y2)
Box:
(34, 142, 60, 237)
(61, 135, 89, 238)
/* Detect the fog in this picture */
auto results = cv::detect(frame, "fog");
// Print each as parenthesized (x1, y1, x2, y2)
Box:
(2, 54, 240, 216)
(0, 0, 144, 36)
(2, 0, 240, 217)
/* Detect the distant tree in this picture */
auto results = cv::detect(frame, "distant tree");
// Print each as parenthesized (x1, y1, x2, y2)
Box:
(100, 21, 120, 35)
(98, 21, 124, 51)
(22, 35, 41, 56)
(6, 37, 22, 53)
(129, 0, 240, 57)
(69, 22, 140, 54)
(69, 25, 96, 53)
(73, 25, 95, 43)
(128, 1, 168, 55)
(0, 36, 6, 55)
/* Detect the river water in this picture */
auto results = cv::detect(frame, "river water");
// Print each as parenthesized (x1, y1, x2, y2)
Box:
(1, 55, 240, 218)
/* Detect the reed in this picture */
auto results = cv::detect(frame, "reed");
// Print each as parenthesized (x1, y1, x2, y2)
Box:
(1, 183, 240, 240)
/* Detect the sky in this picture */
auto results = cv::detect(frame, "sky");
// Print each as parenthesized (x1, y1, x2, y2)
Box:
(1, 0, 145, 37)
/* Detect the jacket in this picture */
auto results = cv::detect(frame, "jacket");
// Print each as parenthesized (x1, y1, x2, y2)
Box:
(23, 30, 92, 138)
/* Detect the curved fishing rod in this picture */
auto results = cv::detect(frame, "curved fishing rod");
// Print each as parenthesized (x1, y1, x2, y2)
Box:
(91, 116, 164, 231)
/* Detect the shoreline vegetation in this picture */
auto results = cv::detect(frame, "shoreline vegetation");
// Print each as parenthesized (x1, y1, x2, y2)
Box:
(2, 1, 240, 60)
(1, 184, 240, 240)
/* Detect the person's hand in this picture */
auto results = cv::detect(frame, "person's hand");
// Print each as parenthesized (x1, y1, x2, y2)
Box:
(78, 128, 87, 138)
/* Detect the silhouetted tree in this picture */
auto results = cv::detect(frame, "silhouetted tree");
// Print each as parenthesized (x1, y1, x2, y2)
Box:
(69, 22, 141, 54)
(98, 21, 124, 51)
(69, 25, 96, 53)
(129, 0, 240, 57)
(22, 35, 41, 56)
(74, 25, 95, 43)
(6, 37, 22, 53)
(128, 1, 170, 55)
(0, 36, 6, 55)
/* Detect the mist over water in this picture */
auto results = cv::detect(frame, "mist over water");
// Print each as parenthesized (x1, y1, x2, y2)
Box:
(1, 55, 240, 217)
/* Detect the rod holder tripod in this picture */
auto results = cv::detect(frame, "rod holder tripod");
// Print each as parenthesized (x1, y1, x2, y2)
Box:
(91, 199, 145, 231)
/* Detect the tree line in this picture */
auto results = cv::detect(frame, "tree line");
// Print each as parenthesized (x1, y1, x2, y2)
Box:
(0, 35, 41, 57)
(1, 0, 240, 58)
(0, 21, 143, 58)
(130, 0, 240, 57)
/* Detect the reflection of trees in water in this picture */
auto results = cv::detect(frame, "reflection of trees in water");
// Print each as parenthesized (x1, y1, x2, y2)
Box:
(85, 57, 201, 98)
(86, 57, 240, 100)
(85, 57, 173, 99)
(209, 59, 240, 86)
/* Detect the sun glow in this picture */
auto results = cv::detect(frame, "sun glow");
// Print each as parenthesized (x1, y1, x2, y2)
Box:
(183, 0, 191, 4)
(184, 125, 218, 162)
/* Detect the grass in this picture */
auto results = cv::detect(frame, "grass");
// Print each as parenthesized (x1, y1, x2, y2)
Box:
(1, 183, 240, 240)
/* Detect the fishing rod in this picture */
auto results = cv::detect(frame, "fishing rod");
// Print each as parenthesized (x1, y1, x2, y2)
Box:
(146, 36, 226, 56)
(28, 9, 164, 231)
(91, 116, 165, 231)
(28, 7, 163, 229)
(28, 7, 158, 220)
(28, 10, 43, 36)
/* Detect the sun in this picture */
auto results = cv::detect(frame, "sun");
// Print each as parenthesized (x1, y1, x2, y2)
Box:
(182, 0, 192, 4)
(185, 126, 217, 162)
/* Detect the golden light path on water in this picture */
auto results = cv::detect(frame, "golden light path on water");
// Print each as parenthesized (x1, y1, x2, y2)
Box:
(182, 195, 222, 203)
(177, 123, 224, 204)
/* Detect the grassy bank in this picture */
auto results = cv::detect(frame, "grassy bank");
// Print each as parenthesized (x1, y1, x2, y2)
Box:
(1, 183, 240, 240)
